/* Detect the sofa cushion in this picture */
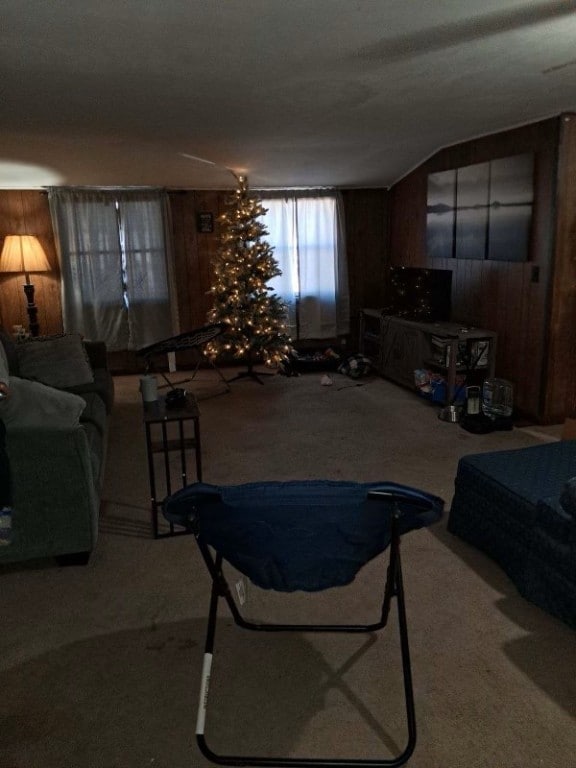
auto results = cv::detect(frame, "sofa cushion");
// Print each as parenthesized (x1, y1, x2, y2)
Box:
(559, 477, 576, 519)
(16, 333, 94, 389)
(0, 376, 87, 430)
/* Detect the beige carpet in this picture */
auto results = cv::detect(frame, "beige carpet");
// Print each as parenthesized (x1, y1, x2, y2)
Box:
(1, 370, 574, 768)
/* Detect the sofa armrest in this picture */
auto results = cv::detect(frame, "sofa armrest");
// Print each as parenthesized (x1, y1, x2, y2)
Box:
(73, 341, 114, 413)
(0, 425, 100, 564)
(83, 340, 109, 371)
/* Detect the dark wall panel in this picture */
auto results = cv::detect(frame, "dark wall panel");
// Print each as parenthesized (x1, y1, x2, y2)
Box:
(168, 189, 228, 332)
(341, 188, 389, 347)
(544, 114, 576, 422)
(389, 118, 561, 422)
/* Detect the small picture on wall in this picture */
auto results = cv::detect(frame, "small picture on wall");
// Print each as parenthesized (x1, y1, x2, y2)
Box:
(426, 169, 456, 259)
(196, 212, 214, 233)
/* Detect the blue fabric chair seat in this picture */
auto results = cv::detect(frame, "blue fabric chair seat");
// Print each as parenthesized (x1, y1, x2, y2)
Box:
(163, 480, 443, 592)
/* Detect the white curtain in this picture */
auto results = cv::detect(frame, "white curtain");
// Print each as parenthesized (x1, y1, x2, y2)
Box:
(260, 189, 349, 340)
(49, 188, 178, 350)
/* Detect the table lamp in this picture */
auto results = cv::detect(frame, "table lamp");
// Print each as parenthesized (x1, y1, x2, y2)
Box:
(0, 234, 51, 337)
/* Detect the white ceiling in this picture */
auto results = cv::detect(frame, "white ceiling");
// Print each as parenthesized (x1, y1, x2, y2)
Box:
(1, 0, 575, 191)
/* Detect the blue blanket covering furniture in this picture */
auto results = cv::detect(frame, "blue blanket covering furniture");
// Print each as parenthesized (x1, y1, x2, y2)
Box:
(163, 479, 444, 767)
(447, 440, 576, 629)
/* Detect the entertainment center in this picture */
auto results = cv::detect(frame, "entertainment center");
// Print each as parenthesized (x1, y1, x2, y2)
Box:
(359, 310, 497, 405)
(362, 266, 498, 405)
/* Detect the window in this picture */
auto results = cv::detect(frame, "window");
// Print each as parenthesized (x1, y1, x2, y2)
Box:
(49, 189, 177, 351)
(260, 190, 349, 340)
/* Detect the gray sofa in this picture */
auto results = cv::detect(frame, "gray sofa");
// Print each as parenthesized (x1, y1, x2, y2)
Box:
(0, 333, 114, 566)
(448, 440, 576, 629)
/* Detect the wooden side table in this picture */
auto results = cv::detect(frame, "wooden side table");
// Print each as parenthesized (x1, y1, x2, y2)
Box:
(142, 394, 202, 538)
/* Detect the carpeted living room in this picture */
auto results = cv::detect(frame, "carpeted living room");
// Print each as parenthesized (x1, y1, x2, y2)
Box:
(1, 369, 575, 768)
(1, 4, 576, 768)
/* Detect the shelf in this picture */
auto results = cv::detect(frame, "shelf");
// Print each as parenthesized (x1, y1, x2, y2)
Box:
(423, 358, 490, 373)
(150, 437, 197, 453)
(359, 310, 497, 405)
(359, 309, 386, 375)
(143, 394, 203, 539)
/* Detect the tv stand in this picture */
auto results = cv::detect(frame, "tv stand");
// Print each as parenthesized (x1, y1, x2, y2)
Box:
(359, 310, 497, 405)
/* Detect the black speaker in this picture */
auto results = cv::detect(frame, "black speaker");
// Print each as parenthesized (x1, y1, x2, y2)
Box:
(165, 388, 187, 409)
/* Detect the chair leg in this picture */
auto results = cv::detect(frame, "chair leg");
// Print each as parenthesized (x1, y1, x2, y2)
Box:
(207, 354, 232, 391)
(156, 349, 231, 395)
(194, 545, 417, 767)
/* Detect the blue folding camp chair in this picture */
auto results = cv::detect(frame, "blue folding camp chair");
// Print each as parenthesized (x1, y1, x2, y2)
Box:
(163, 479, 444, 767)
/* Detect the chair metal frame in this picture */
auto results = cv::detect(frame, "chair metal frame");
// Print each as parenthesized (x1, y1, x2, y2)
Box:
(137, 323, 231, 395)
(190, 489, 421, 768)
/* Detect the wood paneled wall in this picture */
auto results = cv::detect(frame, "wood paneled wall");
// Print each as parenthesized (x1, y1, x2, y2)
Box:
(168, 190, 228, 331)
(388, 116, 573, 423)
(545, 115, 576, 421)
(341, 188, 389, 346)
(2, 114, 573, 424)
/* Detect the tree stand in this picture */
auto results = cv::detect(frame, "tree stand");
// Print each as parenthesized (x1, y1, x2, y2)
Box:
(227, 357, 276, 385)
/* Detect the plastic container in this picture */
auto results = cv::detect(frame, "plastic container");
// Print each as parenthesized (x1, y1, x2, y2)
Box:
(139, 374, 158, 403)
(438, 405, 462, 422)
(465, 385, 481, 415)
(482, 378, 513, 418)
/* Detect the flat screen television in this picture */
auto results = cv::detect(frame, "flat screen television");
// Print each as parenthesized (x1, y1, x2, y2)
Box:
(383, 267, 452, 322)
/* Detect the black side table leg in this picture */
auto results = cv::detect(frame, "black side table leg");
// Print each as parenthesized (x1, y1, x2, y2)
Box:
(145, 422, 159, 539)
(194, 417, 203, 482)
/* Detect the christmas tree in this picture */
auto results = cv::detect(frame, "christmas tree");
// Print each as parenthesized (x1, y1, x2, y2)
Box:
(206, 175, 292, 381)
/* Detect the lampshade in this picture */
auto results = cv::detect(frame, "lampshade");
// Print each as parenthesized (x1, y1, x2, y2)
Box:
(0, 235, 51, 280)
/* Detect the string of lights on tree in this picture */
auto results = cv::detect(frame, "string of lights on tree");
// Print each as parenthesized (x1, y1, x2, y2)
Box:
(385, 267, 435, 320)
(205, 175, 292, 373)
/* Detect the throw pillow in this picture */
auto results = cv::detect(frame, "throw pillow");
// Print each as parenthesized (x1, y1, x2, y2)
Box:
(0, 376, 86, 430)
(559, 477, 576, 519)
(16, 333, 94, 389)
